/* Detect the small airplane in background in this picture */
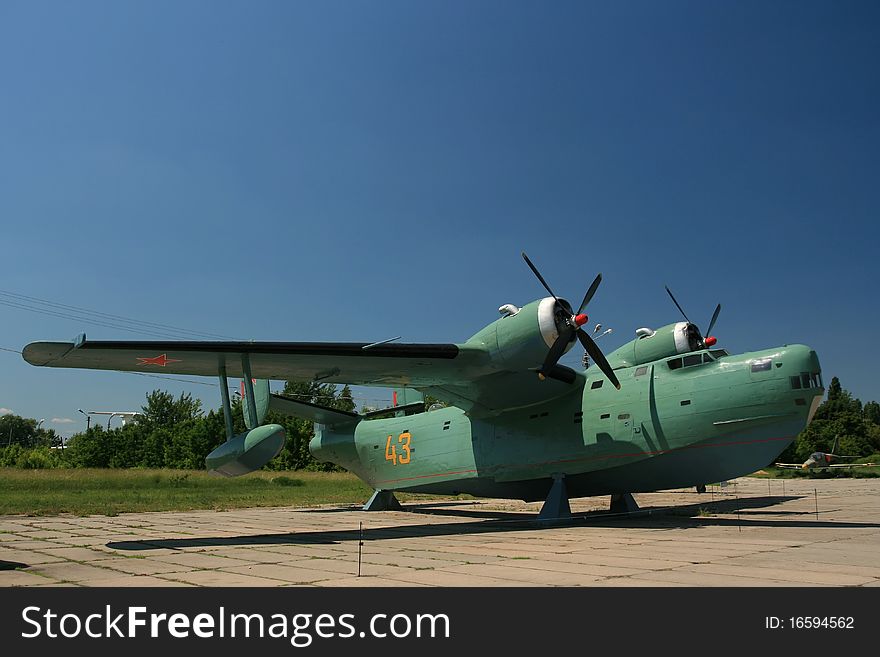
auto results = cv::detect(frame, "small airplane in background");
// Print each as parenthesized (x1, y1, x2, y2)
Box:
(775, 436, 873, 470)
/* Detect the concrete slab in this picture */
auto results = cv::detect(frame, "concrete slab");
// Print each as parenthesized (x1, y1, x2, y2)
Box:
(158, 570, 284, 587)
(220, 563, 344, 584)
(0, 569, 55, 586)
(1, 476, 878, 587)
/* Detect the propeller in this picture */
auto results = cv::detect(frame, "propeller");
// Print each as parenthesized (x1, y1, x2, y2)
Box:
(664, 285, 721, 348)
(522, 252, 620, 390)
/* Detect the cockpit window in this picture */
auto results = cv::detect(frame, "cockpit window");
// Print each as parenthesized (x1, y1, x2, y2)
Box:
(710, 349, 729, 359)
(668, 353, 712, 371)
(751, 358, 772, 372)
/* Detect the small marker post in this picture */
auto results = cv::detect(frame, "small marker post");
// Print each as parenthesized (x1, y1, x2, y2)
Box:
(357, 521, 363, 577)
(735, 483, 741, 532)
(814, 488, 819, 521)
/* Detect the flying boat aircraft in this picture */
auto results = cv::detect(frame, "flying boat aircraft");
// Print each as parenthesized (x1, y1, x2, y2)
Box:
(775, 436, 871, 471)
(22, 253, 825, 519)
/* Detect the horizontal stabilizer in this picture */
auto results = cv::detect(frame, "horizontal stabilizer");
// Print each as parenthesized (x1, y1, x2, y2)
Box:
(268, 393, 360, 426)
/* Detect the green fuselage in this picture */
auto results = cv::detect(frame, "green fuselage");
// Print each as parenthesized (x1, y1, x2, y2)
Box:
(311, 344, 823, 501)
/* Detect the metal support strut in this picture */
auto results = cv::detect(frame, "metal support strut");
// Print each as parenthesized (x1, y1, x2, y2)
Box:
(218, 365, 234, 442)
(240, 353, 258, 429)
(537, 473, 572, 521)
(363, 490, 403, 511)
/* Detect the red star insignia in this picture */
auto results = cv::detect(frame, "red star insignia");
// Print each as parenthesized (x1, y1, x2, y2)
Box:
(137, 354, 182, 367)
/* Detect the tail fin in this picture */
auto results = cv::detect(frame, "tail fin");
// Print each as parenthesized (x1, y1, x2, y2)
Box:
(242, 379, 271, 429)
(831, 434, 840, 455)
(392, 387, 424, 407)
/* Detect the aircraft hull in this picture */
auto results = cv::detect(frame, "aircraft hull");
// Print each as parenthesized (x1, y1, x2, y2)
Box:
(311, 344, 824, 502)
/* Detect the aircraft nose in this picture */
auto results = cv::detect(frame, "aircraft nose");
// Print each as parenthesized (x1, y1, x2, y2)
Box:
(774, 344, 824, 424)
(783, 344, 823, 389)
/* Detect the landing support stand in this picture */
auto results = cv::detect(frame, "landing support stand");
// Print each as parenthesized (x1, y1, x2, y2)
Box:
(610, 493, 640, 514)
(537, 474, 572, 521)
(363, 490, 403, 512)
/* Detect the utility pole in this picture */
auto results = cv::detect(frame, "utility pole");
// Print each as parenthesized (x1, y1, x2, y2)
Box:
(77, 408, 91, 431)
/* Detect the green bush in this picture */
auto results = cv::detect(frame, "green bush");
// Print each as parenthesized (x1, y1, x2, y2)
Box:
(14, 446, 63, 469)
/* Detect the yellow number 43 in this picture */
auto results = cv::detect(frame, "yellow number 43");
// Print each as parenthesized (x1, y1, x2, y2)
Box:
(385, 432, 412, 466)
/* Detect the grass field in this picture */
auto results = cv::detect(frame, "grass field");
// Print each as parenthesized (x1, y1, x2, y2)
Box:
(0, 468, 446, 516)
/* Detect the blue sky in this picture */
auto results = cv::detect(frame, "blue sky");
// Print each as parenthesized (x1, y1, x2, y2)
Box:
(1, 1, 878, 437)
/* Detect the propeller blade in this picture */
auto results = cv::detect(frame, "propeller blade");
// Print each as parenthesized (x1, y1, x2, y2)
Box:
(542, 364, 578, 385)
(577, 273, 603, 314)
(541, 329, 574, 375)
(522, 252, 559, 303)
(578, 329, 620, 389)
(705, 303, 721, 337)
(665, 285, 690, 323)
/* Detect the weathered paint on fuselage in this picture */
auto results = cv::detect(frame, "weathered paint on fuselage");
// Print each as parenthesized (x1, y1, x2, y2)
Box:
(310, 344, 822, 502)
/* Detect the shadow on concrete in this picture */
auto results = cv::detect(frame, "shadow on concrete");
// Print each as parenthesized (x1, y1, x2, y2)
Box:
(0, 560, 29, 570)
(106, 494, 880, 552)
(300, 500, 483, 514)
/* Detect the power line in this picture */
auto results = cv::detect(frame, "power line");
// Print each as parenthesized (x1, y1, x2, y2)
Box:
(124, 372, 219, 387)
(0, 289, 241, 340)
(0, 297, 212, 340)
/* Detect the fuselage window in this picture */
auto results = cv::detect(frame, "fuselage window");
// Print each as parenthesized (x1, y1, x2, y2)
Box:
(634, 366, 648, 377)
(790, 376, 802, 390)
(591, 380, 604, 390)
(618, 413, 630, 420)
(751, 358, 772, 372)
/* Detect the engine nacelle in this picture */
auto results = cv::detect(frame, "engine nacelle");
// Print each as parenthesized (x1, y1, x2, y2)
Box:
(465, 297, 575, 369)
(608, 322, 703, 368)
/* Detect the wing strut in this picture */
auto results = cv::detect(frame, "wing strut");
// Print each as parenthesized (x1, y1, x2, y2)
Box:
(241, 354, 258, 429)
(218, 364, 235, 442)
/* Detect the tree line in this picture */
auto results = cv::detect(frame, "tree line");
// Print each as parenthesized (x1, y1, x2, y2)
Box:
(2, 376, 878, 471)
(777, 377, 880, 463)
(0, 381, 354, 471)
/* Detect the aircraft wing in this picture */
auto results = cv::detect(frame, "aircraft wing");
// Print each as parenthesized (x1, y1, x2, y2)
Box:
(23, 337, 583, 415)
(773, 463, 804, 470)
(22, 339, 489, 385)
